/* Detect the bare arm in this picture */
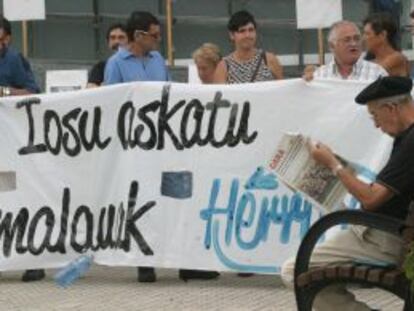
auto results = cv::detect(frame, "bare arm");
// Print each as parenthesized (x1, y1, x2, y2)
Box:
(86, 83, 99, 89)
(333, 167, 393, 211)
(310, 142, 394, 211)
(379, 52, 410, 77)
(11, 87, 34, 96)
(213, 59, 228, 83)
(266, 52, 283, 80)
(302, 65, 317, 81)
(0, 86, 34, 97)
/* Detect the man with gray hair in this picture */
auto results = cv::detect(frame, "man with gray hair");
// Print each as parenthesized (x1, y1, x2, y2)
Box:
(304, 20, 388, 81)
(282, 76, 414, 310)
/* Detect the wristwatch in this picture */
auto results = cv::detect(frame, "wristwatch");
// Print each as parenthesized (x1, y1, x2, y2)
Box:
(1, 86, 11, 97)
(332, 163, 344, 176)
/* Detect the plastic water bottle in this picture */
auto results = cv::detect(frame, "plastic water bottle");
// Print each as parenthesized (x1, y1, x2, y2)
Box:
(54, 255, 93, 288)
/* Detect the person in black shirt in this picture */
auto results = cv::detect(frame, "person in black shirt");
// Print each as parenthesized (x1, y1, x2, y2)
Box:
(87, 23, 127, 88)
(281, 76, 414, 311)
(312, 77, 414, 221)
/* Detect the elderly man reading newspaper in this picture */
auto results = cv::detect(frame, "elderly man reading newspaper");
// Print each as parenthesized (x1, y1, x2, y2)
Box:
(281, 76, 414, 311)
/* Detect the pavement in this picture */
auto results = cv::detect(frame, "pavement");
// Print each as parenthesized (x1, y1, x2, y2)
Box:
(0, 265, 404, 310)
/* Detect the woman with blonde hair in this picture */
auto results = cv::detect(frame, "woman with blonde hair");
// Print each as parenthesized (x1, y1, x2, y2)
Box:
(192, 43, 222, 84)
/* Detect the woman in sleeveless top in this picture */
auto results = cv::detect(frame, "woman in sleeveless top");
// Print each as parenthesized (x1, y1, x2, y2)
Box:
(363, 13, 410, 77)
(214, 10, 283, 84)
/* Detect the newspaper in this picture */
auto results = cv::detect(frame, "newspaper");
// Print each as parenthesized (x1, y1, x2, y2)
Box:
(268, 133, 355, 212)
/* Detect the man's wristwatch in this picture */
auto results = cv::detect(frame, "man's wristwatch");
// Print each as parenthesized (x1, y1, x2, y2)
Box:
(332, 163, 344, 176)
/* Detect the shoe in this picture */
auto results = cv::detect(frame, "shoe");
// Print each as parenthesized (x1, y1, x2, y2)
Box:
(21, 269, 45, 282)
(237, 273, 254, 277)
(179, 269, 220, 282)
(137, 267, 156, 283)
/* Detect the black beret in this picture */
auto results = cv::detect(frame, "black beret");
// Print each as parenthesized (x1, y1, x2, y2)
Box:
(355, 76, 413, 105)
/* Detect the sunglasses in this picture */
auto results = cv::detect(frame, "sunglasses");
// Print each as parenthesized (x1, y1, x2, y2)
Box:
(136, 30, 161, 40)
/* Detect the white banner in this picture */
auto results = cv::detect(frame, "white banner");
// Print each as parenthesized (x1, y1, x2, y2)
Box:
(3, 0, 46, 21)
(296, 0, 342, 29)
(46, 70, 88, 93)
(0, 79, 392, 273)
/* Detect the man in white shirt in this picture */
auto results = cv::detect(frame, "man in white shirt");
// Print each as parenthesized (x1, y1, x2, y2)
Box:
(304, 21, 388, 81)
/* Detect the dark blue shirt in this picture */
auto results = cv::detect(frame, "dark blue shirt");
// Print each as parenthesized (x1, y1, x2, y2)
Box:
(0, 47, 40, 93)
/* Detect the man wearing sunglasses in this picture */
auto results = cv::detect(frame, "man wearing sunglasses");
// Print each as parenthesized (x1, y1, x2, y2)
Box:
(104, 10, 220, 285)
(104, 11, 169, 84)
(104, 10, 169, 285)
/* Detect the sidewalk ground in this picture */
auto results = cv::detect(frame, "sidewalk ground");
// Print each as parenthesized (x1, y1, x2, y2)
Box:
(0, 265, 403, 310)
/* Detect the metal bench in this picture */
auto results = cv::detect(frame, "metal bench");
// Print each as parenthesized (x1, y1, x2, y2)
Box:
(294, 210, 414, 311)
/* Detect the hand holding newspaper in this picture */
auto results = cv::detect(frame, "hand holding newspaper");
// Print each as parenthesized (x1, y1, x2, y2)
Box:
(268, 132, 356, 212)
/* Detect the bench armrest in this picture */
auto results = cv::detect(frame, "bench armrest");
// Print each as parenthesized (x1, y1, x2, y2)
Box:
(294, 210, 404, 289)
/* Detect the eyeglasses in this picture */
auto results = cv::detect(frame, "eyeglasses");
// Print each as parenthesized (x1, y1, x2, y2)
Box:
(369, 103, 397, 119)
(337, 35, 361, 45)
(137, 30, 161, 40)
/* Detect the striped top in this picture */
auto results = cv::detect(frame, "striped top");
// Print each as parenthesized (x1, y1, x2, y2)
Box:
(314, 57, 388, 81)
(224, 49, 275, 84)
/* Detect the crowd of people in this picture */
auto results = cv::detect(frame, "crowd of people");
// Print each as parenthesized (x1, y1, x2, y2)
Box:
(0, 6, 414, 310)
(96, 10, 411, 87)
(0, 9, 412, 95)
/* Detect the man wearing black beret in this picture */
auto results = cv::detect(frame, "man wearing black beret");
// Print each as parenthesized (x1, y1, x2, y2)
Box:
(282, 76, 414, 310)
